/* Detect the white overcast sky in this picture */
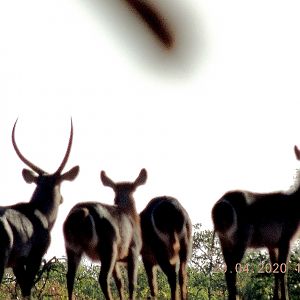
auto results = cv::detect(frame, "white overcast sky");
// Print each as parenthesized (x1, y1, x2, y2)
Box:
(1, 0, 300, 258)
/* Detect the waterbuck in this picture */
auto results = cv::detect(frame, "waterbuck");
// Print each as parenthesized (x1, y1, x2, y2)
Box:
(212, 145, 300, 300)
(0, 119, 79, 299)
(140, 196, 192, 300)
(63, 168, 147, 300)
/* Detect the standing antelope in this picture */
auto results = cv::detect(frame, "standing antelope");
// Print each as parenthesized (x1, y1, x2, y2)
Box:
(140, 196, 192, 300)
(212, 145, 300, 300)
(0, 119, 79, 299)
(63, 168, 147, 300)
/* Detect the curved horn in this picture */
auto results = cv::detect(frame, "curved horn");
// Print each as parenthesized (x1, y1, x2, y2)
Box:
(12, 119, 45, 175)
(54, 118, 73, 175)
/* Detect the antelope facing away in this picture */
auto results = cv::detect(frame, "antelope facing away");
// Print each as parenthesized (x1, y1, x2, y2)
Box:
(212, 146, 300, 300)
(140, 196, 192, 300)
(63, 168, 147, 300)
(0, 119, 79, 299)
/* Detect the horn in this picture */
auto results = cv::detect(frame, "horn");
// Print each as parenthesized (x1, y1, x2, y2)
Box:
(54, 118, 73, 175)
(12, 119, 45, 175)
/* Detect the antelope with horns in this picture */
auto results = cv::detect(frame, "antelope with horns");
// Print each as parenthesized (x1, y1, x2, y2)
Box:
(0, 119, 79, 299)
(140, 196, 192, 300)
(63, 168, 147, 300)
(212, 145, 300, 300)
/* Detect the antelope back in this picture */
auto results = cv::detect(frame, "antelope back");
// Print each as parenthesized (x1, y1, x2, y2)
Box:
(64, 169, 147, 259)
(140, 196, 192, 262)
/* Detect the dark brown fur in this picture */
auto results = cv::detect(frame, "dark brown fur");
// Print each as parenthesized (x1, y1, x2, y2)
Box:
(63, 169, 147, 300)
(0, 119, 79, 299)
(212, 146, 300, 300)
(140, 196, 192, 300)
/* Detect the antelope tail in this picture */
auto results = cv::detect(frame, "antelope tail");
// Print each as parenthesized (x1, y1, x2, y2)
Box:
(64, 208, 96, 247)
(211, 200, 236, 233)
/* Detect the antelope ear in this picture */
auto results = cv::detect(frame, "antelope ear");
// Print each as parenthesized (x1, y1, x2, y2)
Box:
(134, 168, 147, 187)
(22, 168, 38, 184)
(295, 146, 300, 161)
(100, 171, 115, 189)
(60, 166, 80, 182)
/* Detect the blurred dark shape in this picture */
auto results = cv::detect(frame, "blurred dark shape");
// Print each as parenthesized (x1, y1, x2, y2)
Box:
(125, 0, 173, 49)
(83, 0, 202, 75)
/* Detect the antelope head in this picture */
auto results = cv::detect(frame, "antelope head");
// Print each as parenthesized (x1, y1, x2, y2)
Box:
(12, 119, 80, 229)
(101, 168, 147, 209)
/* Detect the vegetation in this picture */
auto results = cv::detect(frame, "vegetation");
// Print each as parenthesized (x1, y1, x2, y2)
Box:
(2, 224, 300, 299)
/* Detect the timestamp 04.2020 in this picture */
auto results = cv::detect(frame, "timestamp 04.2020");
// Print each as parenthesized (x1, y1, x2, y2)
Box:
(212, 262, 300, 274)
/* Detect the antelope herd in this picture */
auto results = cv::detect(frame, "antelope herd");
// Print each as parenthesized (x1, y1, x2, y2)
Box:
(1, 120, 300, 300)
(0, 120, 193, 300)
(0, 119, 300, 300)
